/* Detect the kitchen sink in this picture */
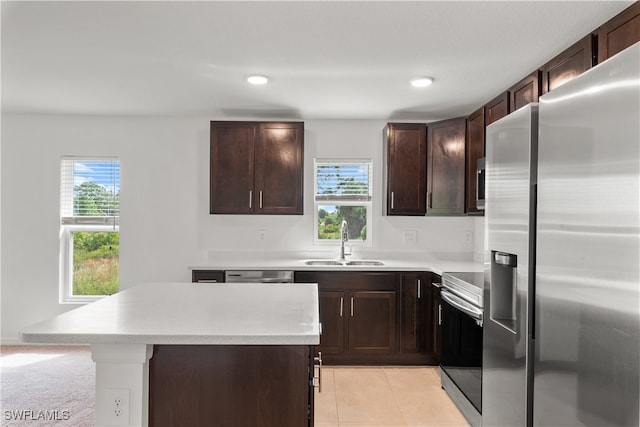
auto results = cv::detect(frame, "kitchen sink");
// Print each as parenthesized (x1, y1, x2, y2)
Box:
(345, 260, 384, 266)
(304, 260, 384, 266)
(304, 260, 344, 266)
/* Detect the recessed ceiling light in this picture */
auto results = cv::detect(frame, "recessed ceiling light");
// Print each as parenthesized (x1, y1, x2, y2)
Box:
(247, 75, 269, 85)
(410, 77, 434, 88)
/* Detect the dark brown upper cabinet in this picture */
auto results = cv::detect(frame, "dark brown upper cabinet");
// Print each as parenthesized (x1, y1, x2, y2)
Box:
(597, 2, 640, 63)
(541, 34, 595, 94)
(485, 92, 509, 127)
(466, 107, 485, 215)
(509, 70, 542, 113)
(426, 118, 466, 215)
(210, 121, 303, 215)
(384, 123, 427, 215)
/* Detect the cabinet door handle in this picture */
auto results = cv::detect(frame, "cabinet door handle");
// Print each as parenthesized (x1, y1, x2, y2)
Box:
(249, 190, 253, 209)
(339, 297, 343, 317)
(313, 351, 323, 393)
(350, 297, 354, 317)
(259, 190, 263, 209)
(417, 279, 421, 299)
(438, 304, 442, 325)
(196, 279, 218, 283)
(391, 191, 395, 210)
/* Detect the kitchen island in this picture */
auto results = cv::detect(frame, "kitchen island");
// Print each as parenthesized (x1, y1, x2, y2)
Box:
(20, 282, 320, 427)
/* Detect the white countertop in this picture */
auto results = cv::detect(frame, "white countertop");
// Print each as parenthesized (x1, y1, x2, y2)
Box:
(189, 251, 484, 276)
(20, 282, 320, 346)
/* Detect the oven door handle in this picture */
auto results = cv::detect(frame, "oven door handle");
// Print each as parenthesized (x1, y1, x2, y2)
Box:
(441, 290, 483, 326)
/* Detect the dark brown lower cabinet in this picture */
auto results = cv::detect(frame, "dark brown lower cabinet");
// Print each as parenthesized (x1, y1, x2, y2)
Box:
(318, 291, 346, 354)
(431, 277, 443, 364)
(348, 291, 396, 354)
(318, 289, 397, 358)
(149, 345, 314, 427)
(400, 272, 435, 364)
(295, 271, 400, 364)
(295, 270, 440, 365)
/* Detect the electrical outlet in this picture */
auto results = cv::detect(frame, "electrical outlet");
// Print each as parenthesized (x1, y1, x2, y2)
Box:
(104, 388, 129, 426)
(258, 229, 267, 242)
(402, 229, 418, 247)
(464, 230, 473, 247)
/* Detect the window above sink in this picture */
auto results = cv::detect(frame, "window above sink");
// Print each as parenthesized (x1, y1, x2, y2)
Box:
(313, 159, 373, 247)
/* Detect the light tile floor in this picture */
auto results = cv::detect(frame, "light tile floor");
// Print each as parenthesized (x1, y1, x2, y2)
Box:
(314, 366, 470, 427)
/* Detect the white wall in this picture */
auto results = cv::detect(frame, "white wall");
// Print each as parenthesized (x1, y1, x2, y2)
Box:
(1, 114, 482, 342)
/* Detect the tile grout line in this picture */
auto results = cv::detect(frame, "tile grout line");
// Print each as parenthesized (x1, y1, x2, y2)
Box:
(331, 369, 341, 427)
(382, 366, 410, 427)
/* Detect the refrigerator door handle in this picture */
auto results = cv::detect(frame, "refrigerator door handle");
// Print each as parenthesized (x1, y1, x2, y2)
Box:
(441, 290, 483, 326)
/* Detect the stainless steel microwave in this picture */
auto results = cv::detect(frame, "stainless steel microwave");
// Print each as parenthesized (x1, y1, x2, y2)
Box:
(477, 157, 485, 209)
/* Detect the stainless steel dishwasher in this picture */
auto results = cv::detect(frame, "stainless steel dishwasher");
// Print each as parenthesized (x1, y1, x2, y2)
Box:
(224, 270, 294, 283)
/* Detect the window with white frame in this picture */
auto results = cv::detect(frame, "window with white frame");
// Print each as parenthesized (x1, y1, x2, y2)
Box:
(314, 159, 372, 245)
(60, 158, 120, 302)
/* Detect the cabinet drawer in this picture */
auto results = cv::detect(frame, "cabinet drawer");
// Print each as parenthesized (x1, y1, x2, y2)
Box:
(295, 271, 398, 291)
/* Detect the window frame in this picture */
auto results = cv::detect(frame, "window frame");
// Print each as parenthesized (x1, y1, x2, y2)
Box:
(313, 159, 373, 247)
(59, 224, 120, 304)
(59, 157, 120, 304)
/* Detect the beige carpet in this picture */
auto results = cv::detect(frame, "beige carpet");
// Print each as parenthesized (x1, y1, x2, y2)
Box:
(0, 345, 95, 426)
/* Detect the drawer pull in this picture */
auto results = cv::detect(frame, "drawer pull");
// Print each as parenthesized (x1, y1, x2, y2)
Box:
(313, 351, 323, 393)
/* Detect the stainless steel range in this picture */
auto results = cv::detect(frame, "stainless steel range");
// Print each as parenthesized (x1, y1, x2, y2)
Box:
(440, 271, 484, 427)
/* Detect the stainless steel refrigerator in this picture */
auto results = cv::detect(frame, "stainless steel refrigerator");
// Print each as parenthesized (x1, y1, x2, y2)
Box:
(483, 42, 640, 427)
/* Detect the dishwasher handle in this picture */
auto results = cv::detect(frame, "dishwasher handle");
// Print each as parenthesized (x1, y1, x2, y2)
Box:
(225, 270, 294, 283)
(259, 278, 293, 283)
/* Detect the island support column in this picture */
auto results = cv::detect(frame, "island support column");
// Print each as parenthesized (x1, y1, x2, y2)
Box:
(91, 344, 154, 427)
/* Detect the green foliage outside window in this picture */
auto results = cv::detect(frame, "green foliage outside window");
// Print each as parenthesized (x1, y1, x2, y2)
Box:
(74, 181, 120, 216)
(72, 231, 119, 296)
(317, 205, 367, 240)
(71, 177, 120, 296)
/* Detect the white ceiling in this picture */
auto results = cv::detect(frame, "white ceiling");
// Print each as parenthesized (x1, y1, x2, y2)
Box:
(1, 1, 634, 121)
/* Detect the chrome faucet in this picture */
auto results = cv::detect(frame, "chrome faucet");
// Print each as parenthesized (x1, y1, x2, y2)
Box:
(339, 220, 349, 262)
